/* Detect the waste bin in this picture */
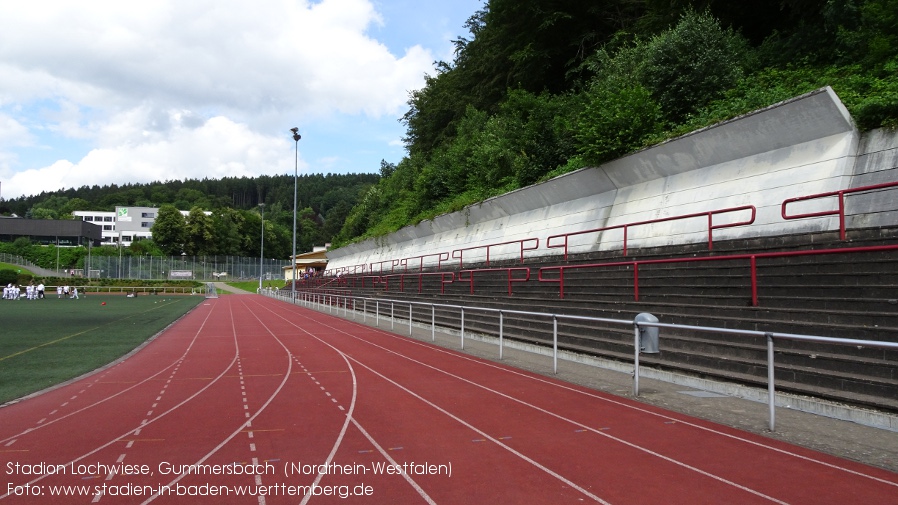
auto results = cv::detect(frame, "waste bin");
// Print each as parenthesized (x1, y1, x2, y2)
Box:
(635, 312, 660, 353)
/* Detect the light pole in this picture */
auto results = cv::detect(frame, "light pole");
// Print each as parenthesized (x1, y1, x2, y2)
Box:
(258, 202, 265, 292)
(290, 127, 301, 301)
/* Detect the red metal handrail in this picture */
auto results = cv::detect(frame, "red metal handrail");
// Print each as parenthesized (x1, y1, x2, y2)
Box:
(457, 267, 531, 296)
(380, 271, 456, 294)
(782, 180, 898, 240)
(368, 259, 401, 274)
(546, 206, 756, 260)
(538, 244, 898, 306)
(343, 275, 384, 289)
(399, 252, 451, 272)
(451, 238, 540, 269)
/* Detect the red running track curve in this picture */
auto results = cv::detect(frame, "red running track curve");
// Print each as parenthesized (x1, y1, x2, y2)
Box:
(1, 295, 896, 504)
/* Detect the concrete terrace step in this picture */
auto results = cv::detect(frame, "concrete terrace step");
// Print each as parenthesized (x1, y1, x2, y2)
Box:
(317, 226, 898, 413)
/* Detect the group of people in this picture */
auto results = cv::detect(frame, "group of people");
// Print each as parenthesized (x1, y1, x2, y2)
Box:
(3, 282, 43, 300)
(2, 283, 79, 300)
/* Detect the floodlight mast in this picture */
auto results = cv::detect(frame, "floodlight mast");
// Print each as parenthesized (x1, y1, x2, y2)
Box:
(291, 128, 301, 302)
(258, 202, 265, 292)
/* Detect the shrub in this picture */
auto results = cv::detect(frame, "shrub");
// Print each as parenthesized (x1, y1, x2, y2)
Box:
(641, 9, 748, 123)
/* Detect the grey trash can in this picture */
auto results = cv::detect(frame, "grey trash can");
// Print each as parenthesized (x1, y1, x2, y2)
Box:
(635, 312, 660, 353)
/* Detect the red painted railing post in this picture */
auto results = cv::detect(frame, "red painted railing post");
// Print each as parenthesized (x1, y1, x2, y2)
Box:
(623, 226, 629, 256)
(838, 191, 847, 241)
(750, 255, 758, 306)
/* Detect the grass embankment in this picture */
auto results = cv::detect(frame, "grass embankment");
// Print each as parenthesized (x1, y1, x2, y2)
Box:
(0, 263, 33, 274)
(0, 295, 204, 404)
(225, 280, 283, 292)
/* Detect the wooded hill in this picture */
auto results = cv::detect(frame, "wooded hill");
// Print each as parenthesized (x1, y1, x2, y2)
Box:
(332, 0, 898, 247)
(0, 173, 378, 260)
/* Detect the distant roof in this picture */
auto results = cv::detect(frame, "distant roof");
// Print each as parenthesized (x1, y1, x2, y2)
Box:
(0, 218, 102, 240)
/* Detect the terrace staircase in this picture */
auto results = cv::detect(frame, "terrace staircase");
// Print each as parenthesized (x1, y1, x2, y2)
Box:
(310, 226, 898, 414)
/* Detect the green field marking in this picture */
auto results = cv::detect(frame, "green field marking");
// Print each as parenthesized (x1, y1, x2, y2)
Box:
(0, 295, 205, 404)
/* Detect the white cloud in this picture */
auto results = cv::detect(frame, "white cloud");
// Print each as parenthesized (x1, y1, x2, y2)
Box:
(0, 0, 440, 198)
(1, 115, 299, 198)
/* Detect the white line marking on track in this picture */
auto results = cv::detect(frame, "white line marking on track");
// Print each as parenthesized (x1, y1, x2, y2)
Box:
(248, 298, 461, 505)
(350, 355, 613, 504)
(143, 298, 295, 504)
(319, 306, 898, 490)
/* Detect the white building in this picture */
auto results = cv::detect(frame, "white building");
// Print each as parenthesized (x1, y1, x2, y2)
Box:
(74, 207, 203, 247)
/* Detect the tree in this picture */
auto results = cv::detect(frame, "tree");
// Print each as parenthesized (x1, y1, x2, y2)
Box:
(184, 207, 215, 256)
(151, 205, 187, 256)
(210, 208, 244, 256)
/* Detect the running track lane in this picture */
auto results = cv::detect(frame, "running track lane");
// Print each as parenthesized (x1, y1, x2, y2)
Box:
(0, 295, 893, 504)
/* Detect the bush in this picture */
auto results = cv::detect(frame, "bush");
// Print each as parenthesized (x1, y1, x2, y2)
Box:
(577, 83, 663, 164)
(0, 269, 17, 285)
(641, 9, 747, 123)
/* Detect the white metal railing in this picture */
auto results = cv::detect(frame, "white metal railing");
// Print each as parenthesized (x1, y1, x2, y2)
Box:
(263, 289, 898, 431)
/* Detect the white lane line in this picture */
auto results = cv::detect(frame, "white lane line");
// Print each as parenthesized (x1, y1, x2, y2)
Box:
(247, 297, 459, 505)
(320, 307, 898, 490)
(143, 298, 295, 504)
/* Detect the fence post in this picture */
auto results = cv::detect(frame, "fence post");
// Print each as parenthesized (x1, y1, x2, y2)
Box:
(552, 315, 558, 374)
(409, 303, 413, 336)
(633, 320, 641, 396)
(499, 311, 504, 360)
(767, 333, 776, 431)
(431, 305, 435, 341)
(460, 307, 465, 349)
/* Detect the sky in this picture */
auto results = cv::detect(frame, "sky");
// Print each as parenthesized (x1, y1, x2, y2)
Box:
(0, 0, 485, 200)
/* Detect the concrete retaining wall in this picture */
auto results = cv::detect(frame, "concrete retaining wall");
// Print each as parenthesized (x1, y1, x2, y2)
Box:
(327, 87, 897, 272)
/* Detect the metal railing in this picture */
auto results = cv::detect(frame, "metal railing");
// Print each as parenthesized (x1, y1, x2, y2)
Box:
(546, 205, 756, 260)
(451, 238, 540, 268)
(0, 253, 41, 271)
(380, 272, 456, 294)
(400, 252, 451, 272)
(537, 243, 898, 305)
(782, 180, 898, 240)
(456, 267, 531, 296)
(266, 289, 898, 431)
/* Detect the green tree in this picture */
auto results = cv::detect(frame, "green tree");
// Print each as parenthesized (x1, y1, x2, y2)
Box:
(151, 205, 187, 256)
(184, 207, 215, 256)
(30, 207, 59, 220)
(210, 208, 244, 256)
(128, 238, 161, 256)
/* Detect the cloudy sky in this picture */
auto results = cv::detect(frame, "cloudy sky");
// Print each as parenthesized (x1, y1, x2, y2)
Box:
(0, 0, 484, 199)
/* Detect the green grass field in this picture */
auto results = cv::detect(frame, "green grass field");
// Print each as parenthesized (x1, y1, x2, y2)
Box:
(0, 294, 205, 404)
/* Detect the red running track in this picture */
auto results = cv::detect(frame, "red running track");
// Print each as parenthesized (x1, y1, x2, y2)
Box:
(1, 295, 896, 504)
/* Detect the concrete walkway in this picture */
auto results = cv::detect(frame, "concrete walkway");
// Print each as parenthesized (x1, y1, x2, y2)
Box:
(213, 282, 254, 294)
